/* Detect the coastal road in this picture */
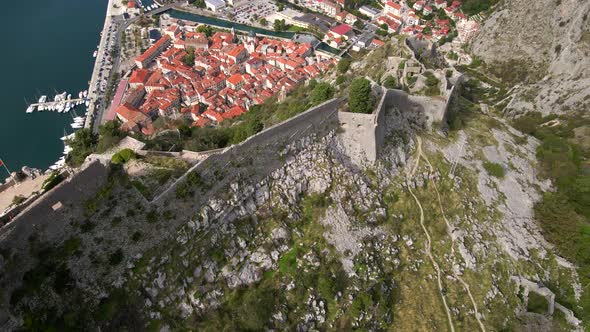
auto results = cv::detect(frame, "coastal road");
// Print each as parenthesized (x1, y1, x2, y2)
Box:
(85, 0, 117, 132)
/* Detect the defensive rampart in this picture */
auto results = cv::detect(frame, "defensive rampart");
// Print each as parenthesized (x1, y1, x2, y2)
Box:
(0, 161, 109, 252)
(152, 98, 341, 203)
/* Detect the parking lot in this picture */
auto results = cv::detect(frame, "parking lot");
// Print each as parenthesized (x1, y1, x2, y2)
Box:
(231, 0, 277, 25)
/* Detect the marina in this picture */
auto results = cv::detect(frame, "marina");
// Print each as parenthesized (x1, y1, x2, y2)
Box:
(0, 0, 106, 171)
(27, 98, 89, 113)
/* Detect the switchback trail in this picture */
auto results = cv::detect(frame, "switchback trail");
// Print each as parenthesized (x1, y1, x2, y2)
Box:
(406, 137, 455, 332)
(414, 136, 486, 332)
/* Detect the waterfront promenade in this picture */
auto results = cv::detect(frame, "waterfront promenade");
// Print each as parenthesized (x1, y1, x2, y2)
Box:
(84, 0, 116, 131)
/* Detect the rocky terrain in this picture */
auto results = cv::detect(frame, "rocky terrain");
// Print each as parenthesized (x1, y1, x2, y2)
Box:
(1, 10, 589, 329)
(1, 87, 584, 330)
(470, 0, 590, 116)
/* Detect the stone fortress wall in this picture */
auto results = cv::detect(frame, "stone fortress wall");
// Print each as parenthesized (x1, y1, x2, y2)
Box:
(0, 161, 109, 254)
(152, 98, 342, 203)
(337, 78, 461, 165)
(0, 75, 463, 260)
(0, 75, 463, 235)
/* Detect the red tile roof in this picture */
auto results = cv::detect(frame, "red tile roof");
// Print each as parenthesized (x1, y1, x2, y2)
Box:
(136, 35, 172, 63)
(330, 24, 352, 36)
(129, 69, 152, 85)
(222, 105, 246, 120)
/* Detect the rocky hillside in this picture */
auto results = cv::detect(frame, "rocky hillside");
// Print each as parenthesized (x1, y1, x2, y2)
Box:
(470, 0, 590, 115)
(1, 87, 584, 330)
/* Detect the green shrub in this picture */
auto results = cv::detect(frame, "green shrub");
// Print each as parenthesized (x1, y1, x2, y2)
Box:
(382, 75, 398, 89)
(483, 161, 505, 178)
(42, 172, 64, 192)
(232, 285, 277, 331)
(527, 292, 549, 314)
(310, 82, 335, 105)
(131, 231, 142, 242)
(337, 58, 352, 74)
(111, 148, 136, 164)
(423, 71, 440, 96)
(109, 249, 124, 266)
(278, 247, 298, 275)
(146, 210, 159, 223)
(12, 195, 26, 206)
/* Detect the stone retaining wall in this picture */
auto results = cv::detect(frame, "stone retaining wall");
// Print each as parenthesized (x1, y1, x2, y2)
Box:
(152, 98, 341, 203)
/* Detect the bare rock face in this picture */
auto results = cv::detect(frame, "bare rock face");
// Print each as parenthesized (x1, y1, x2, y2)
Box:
(471, 0, 590, 115)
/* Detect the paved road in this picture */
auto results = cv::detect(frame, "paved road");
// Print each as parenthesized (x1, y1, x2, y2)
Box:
(85, 0, 117, 131)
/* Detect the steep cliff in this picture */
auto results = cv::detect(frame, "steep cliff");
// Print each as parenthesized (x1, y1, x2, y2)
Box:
(470, 0, 590, 115)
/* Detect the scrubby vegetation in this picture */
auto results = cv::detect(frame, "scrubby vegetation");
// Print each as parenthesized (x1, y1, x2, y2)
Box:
(461, 0, 499, 15)
(382, 75, 398, 89)
(111, 148, 136, 164)
(512, 111, 590, 322)
(42, 172, 64, 192)
(67, 121, 125, 167)
(527, 292, 549, 314)
(421, 71, 440, 96)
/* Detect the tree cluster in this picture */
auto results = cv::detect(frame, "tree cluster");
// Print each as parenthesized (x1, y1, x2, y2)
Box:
(348, 78, 374, 113)
(273, 19, 288, 32)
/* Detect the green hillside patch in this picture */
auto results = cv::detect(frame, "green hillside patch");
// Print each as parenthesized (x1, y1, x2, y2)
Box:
(527, 292, 549, 314)
(483, 161, 505, 178)
(513, 112, 590, 326)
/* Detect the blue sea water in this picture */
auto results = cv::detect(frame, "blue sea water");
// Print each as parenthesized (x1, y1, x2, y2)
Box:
(0, 0, 106, 173)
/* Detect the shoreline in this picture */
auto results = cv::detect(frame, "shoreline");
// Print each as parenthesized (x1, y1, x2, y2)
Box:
(84, 0, 116, 130)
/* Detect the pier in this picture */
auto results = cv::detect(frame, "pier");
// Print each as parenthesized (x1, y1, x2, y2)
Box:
(28, 98, 89, 109)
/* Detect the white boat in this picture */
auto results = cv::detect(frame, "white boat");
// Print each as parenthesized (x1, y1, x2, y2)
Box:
(93, 50, 98, 58)
(54, 92, 66, 102)
(65, 104, 71, 113)
(85, 100, 90, 107)
(73, 116, 85, 121)
(78, 91, 84, 99)
(71, 123, 83, 129)
(61, 133, 75, 141)
(67, 94, 72, 100)
(26, 105, 35, 113)
(83, 90, 88, 98)
(38, 95, 47, 103)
